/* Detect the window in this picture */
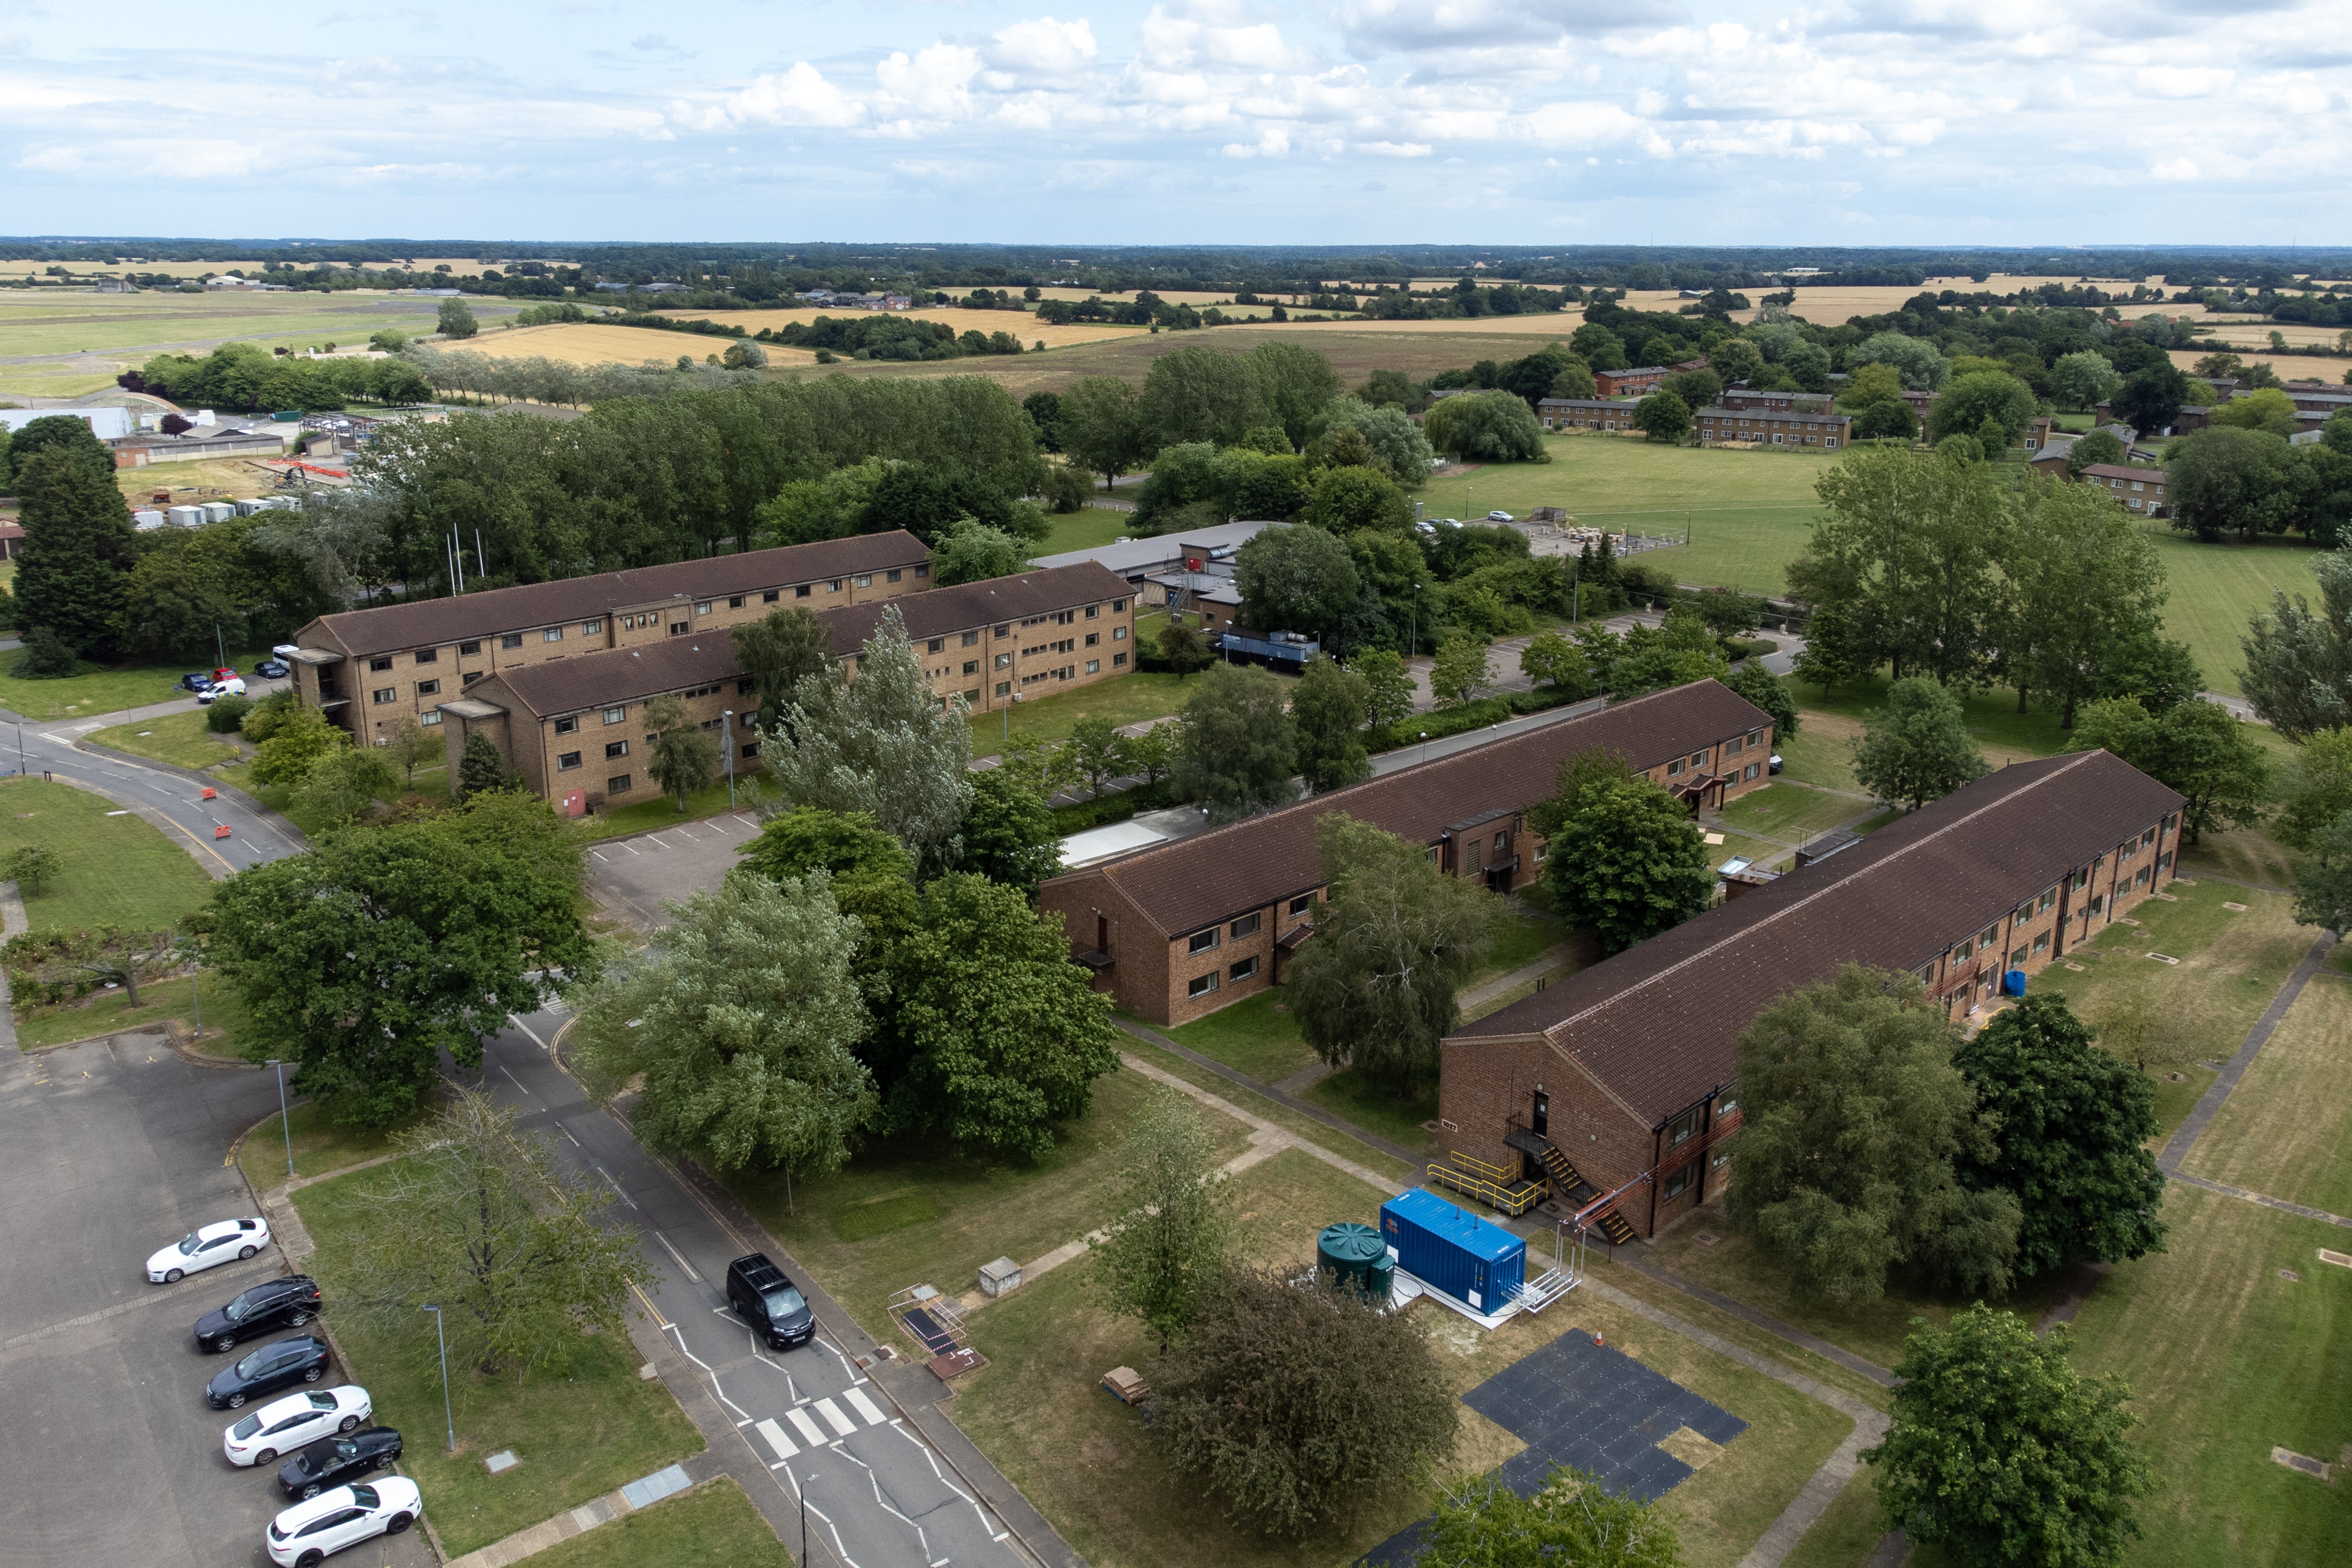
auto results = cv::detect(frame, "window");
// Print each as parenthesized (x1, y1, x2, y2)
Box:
(737, 678, 755, 694)
(1533, 841, 1547, 862)
(2039, 886, 2058, 913)
(1188, 927, 1221, 955)
(2073, 868, 2091, 890)
(608, 773, 632, 793)
(1290, 894, 1315, 916)
(2136, 866, 2151, 887)
(414, 649, 437, 665)
(1113, 625, 1127, 640)
(669, 622, 688, 637)
(1231, 912, 1261, 939)
(742, 741, 760, 759)
(369, 656, 393, 672)
(2141, 828, 2156, 848)
(994, 681, 1011, 697)
(459, 640, 481, 656)
(954, 660, 973, 676)
(463, 670, 484, 685)
(763, 590, 780, 604)
(555, 716, 578, 735)
(1747, 729, 1762, 748)
(1113, 599, 1127, 612)
(1084, 603, 1100, 619)
(415, 679, 439, 696)
(543, 627, 563, 643)
(1716, 1092, 1739, 1115)
(581, 620, 602, 636)
(795, 584, 811, 599)
(1690, 751, 1707, 768)
(1711, 1148, 1731, 1171)
(1743, 762, 1759, 780)
(915, 563, 930, 578)
(1086, 659, 1100, 674)
(1726, 737, 1742, 756)
(1113, 652, 1127, 666)
(2009, 946, 2028, 967)
(1666, 1109, 1700, 1147)
(1666, 759, 1684, 776)
(1664, 1165, 1695, 1200)
(2033, 933, 2050, 954)
(371, 687, 397, 704)
(827, 579, 842, 593)
(606, 740, 629, 759)
(1493, 830, 1507, 851)
(995, 623, 1011, 638)
(928, 637, 946, 653)
(1229, 955, 1261, 982)
(695, 601, 712, 615)
(1085, 632, 1099, 647)
(557, 751, 582, 770)
(1187, 972, 1220, 999)
(851, 574, 870, 589)
(887, 569, 902, 583)
(995, 652, 1012, 668)
(728, 596, 745, 611)
(603, 706, 626, 724)
(961, 630, 980, 647)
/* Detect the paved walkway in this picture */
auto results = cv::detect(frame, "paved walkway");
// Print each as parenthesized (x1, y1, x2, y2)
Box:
(1457, 944, 1579, 1014)
(445, 1463, 714, 1568)
(2160, 929, 2339, 1173)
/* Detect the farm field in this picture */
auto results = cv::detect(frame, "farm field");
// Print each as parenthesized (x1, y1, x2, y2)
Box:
(112, 454, 303, 508)
(0, 288, 497, 361)
(461, 320, 816, 367)
(671, 303, 1151, 348)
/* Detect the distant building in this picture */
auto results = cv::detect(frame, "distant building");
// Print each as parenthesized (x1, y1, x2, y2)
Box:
(2077, 463, 2167, 515)
(1535, 397, 1641, 433)
(1593, 366, 1673, 398)
(2, 407, 136, 440)
(1692, 405, 1851, 449)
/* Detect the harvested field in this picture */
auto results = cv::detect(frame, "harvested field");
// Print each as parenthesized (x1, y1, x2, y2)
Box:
(667, 304, 1150, 348)
(461, 321, 817, 367)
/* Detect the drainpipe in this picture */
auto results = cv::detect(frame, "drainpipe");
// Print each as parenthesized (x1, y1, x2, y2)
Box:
(1646, 1126, 1662, 1237)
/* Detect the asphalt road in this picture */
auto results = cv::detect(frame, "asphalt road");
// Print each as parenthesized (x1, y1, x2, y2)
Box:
(0, 1033, 428, 1568)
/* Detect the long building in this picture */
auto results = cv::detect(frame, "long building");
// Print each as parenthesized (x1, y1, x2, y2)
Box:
(1692, 405, 1852, 449)
(282, 533, 932, 746)
(1439, 751, 2186, 1243)
(1038, 680, 1777, 1027)
(819, 562, 1136, 715)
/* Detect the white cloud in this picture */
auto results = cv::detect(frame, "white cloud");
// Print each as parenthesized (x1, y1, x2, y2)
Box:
(875, 42, 983, 119)
(989, 16, 1098, 76)
(686, 62, 865, 129)
(2152, 157, 2200, 180)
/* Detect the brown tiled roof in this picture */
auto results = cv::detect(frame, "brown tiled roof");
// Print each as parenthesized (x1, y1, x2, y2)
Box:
(817, 562, 1132, 655)
(1453, 751, 2187, 1125)
(1046, 680, 1773, 939)
(482, 635, 743, 720)
(302, 533, 929, 658)
(2080, 465, 2166, 486)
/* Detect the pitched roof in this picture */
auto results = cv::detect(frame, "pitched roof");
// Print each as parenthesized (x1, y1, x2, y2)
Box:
(817, 562, 1133, 655)
(1695, 406, 1852, 427)
(1046, 679, 1773, 939)
(2080, 464, 2166, 485)
(302, 533, 929, 659)
(1452, 751, 2187, 1125)
(483, 635, 742, 720)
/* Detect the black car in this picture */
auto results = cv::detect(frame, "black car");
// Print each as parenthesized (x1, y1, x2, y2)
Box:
(725, 1252, 815, 1350)
(195, 1276, 321, 1354)
(207, 1336, 330, 1409)
(278, 1428, 404, 1501)
(255, 659, 290, 679)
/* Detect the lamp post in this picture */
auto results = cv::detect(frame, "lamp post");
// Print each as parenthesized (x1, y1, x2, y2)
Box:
(720, 710, 735, 809)
(800, 1470, 818, 1565)
(1420, 730, 1430, 766)
(421, 1304, 455, 1453)
(266, 1058, 292, 1179)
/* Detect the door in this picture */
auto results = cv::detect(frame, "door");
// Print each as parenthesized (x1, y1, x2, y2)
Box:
(1531, 1091, 1548, 1137)
(1096, 915, 1108, 954)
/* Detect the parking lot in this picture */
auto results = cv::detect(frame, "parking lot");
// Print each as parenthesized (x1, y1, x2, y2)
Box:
(0, 1036, 430, 1568)
(584, 811, 764, 929)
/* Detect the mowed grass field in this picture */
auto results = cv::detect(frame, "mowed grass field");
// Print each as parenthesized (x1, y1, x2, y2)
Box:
(2181, 971, 2352, 1214)
(0, 777, 218, 933)
(0, 288, 498, 361)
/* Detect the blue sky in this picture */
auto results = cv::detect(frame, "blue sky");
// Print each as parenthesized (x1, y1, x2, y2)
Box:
(3, 1, 2344, 245)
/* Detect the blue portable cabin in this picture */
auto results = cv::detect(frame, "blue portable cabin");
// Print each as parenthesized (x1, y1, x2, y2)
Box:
(1381, 1190, 1527, 1313)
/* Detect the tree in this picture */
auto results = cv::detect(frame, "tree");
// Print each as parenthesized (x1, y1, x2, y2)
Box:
(1518, 630, 1594, 697)
(574, 870, 875, 1176)
(11, 624, 75, 677)
(1725, 662, 1798, 742)
(1152, 1264, 1457, 1537)
(338, 1089, 653, 1377)
(2274, 728, 2352, 848)
(2046, 350, 2120, 412)
(1291, 656, 1372, 794)
(956, 769, 1062, 897)
(1954, 995, 2166, 1280)
(1158, 617, 1216, 677)
(1123, 721, 1178, 792)
(1661, 368, 1722, 414)
(1728, 966, 2020, 1304)
(1287, 814, 1498, 1094)
(2069, 697, 2266, 844)
(878, 873, 1119, 1158)
(1303, 464, 1413, 535)
(2, 843, 62, 897)
(1091, 1087, 1234, 1355)
(1429, 636, 1490, 708)
(2005, 481, 2169, 728)
(1174, 663, 1297, 822)
(1609, 606, 1728, 697)
(929, 519, 1028, 586)
(1233, 524, 1361, 646)
(1139, 345, 1274, 451)
(720, 337, 767, 370)
(2209, 386, 2300, 438)
(288, 744, 401, 830)
(1022, 389, 1063, 451)
(730, 605, 835, 735)
(2065, 428, 2126, 475)
(1350, 648, 1417, 727)
(1851, 332, 1952, 391)
(1864, 1305, 2153, 1568)
(1632, 389, 1692, 443)
(12, 439, 136, 659)
(2240, 546, 2352, 736)
(642, 693, 719, 811)
(1929, 372, 2038, 450)
(202, 800, 597, 1128)
(1059, 374, 1147, 489)
(1424, 390, 1547, 461)
(739, 804, 912, 899)
(436, 298, 478, 339)
(248, 702, 347, 790)
(1796, 445, 2007, 686)
(1709, 336, 1764, 387)
(1790, 599, 1871, 698)
(2166, 426, 2297, 543)
(1853, 677, 1989, 809)
(382, 717, 443, 786)
(1064, 714, 1127, 799)
(2110, 361, 2187, 436)
(457, 729, 510, 798)
(1422, 1468, 1686, 1568)
(761, 606, 973, 871)
(1543, 773, 1713, 954)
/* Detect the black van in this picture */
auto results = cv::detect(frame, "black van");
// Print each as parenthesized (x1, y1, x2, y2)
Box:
(726, 1253, 816, 1349)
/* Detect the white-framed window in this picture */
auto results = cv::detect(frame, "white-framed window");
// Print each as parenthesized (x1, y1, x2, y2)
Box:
(1187, 971, 1220, 999)
(581, 620, 602, 635)
(541, 627, 562, 643)
(557, 751, 582, 771)
(696, 601, 712, 615)
(371, 687, 397, 704)
(1231, 912, 1261, 938)
(1188, 927, 1220, 955)
(1229, 955, 1261, 982)
(420, 710, 443, 727)
(607, 773, 632, 793)
(1086, 659, 1100, 674)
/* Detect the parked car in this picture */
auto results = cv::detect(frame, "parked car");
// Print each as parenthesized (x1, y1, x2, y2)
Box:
(1486, 510, 1514, 522)
(179, 672, 214, 693)
(265, 1478, 422, 1567)
(1768, 753, 1784, 775)
(212, 666, 239, 684)
(726, 1252, 815, 1350)
(147, 1218, 270, 1283)
(256, 659, 291, 679)
(207, 1335, 331, 1409)
(195, 1275, 321, 1353)
(223, 1387, 373, 1467)
(278, 1428, 403, 1500)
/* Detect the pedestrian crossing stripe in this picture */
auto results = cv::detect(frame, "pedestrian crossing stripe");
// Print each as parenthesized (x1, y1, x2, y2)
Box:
(757, 1418, 798, 1461)
(844, 1388, 888, 1426)
(815, 1397, 858, 1436)
(786, 1407, 828, 1446)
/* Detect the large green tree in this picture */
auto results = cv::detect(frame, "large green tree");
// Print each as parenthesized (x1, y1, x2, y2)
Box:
(1929, 371, 2038, 449)
(956, 768, 1062, 897)
(1728, 966, 2020, 1304)
(1091, 1087, 1234, 1355)
(1865, 1306, 2153, 1568)
(1287, 814, 1498, 1094)
(644, 692, 719, 810)
(1139, 345, 1275, 452)
(1633, 390, 1693, 443)
(1058, 374, 1149, 490)
(2274, 728, 2352, 848)
(2166, 426, 2298, 543)
(931, 519, 1029, 586)
(2003, 480, 2169, 728)
(2239, 546, 2352, 737)
(574, 870, 875, 1176)
(2049, 351, 2123, 412)
(2292, 808, 2352, 935)
(1424, 390, 1546, 461)
(1233, 524, 1361, 646)
(1290, 655, 1372, 794)
(2069, 697, 2266, 844)
(1724, 662, 1798, 743)
(1540, 771, 1714, 954)
(1243, 340, 1343, 450)
(1303, 464, 1413, 535)
(1174, 662, 1298, 822)
(12, 430, 136, 659)
(1853, 677, 1989, 809)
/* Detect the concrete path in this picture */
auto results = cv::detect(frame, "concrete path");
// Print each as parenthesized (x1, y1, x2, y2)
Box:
(2160, 929, 2339, 1173)
(443, 1462, 720, 1568)
(1456, 944, 1578, 1014)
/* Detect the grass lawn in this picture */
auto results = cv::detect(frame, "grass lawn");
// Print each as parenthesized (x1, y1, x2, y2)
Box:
(524, 1477, 791, 1568)
(952, 1146, 1856, 1568)
(1465, 894, 1576, 987)
(14, 971, 251, 1051)
(2140, 526, 2332, 699)
(1034, 505, 1136, 559)
(1716, 780, 1878, 849)
(1304, 1068, 1438, 1158)
(0, 777, 218, 932)
(292, 1162, 704, 1557)
(1773, 708, 1866, 793)
(967, 670, 1193, 756)
(87, 709, 242, 770)
(728, 1064, 1255, 1342)
(2180, 822, 2299, 891)
(2064, 1185, 2352, 1568)
(1782, 1465, 1895, 1568)
(1168, 990, 1321, 1084)
(236, 1099, 424, 1194)
(582, 779, 756, 842)
(0, 645, 281, 720)
(2180, 973, 2352, 1214)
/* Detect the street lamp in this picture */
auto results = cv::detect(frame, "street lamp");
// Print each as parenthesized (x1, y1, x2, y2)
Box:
(720, 710, 735, 809)
(421, 1304, 455, 1453)
(266, 1058, 292, 1179)
(800, 1469, 818, 1565)
(1419, 730, 1430, 766)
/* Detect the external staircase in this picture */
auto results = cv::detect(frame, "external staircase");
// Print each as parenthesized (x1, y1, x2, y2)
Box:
(1504, 1128, 1639, 1245)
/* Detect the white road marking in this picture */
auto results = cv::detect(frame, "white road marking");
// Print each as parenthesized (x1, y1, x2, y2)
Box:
(652, 1230, 701, 1283)
(844, 1387, 887, 1426)
(786, 1407, 827, 1446)
(757, 1418, 799, 1460)
(815, 1397, 857, 1436)
(733, 815, 759, 829)
(592, 1164, 638, 1209)
(496, 1063, 532, 1100)
(622, 843, 641, 855)
(590, 851, 608, 861)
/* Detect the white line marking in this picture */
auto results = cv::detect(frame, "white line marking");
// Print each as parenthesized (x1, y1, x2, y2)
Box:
(768, 1459, 789, 1470)
(757, 1417, 799, 1460)
(786, 1407, 826, 1446)
(507, 1015, 549, 1051)
(561, 1127, 581, 1147)
(844, 1387, 887, 1426)
(622, 844, 640, 856)
(592, 1165, 638, 1209)
(496, 1063, 532, 1098)
(736, 1417, 753, 1427)
(734, 815, 758, 829)
(652, 1230, 701, 1283)
(662, 1322, 713, 1371)
(815, 1397, 857, 1436)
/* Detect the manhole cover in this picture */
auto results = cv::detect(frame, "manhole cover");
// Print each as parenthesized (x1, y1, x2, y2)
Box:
(2279, 1269, 2303, 1282)
(2318, 1249, 2352, 1269)
(1696, 1231, 1719, 1245)
(2147, 953, 2180, 965)
(485, 1450, 519, 1474)
(2271, 1446, 2330, 1479)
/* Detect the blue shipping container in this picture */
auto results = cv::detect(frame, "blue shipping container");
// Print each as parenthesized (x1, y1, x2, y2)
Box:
(1381, 1190, 1527, 1313)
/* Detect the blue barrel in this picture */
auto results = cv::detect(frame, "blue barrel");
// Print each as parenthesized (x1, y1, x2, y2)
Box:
(2004, 969, 2027, 996)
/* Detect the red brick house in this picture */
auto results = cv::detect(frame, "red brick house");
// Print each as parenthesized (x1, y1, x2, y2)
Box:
(1593, 367, 1673, 398)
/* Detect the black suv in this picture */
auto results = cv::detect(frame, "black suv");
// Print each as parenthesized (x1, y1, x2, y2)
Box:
(726, 1253, 815, 1350)
(195, 1276, 322, 1354)
(206, 1336, 331, 1409)
(278, 1428, 404, 1500)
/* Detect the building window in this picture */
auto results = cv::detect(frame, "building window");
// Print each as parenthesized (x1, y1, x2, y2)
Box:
(369, 656, 394, 672)
(420, 710, 442, 726)
(1229, 955, 1261, 982)
(693, 601, 711, 616)
(462, 670, 484, 685)
(608, 773, 632, 793)
(669, 622, 689, 637)
(1113, 652, 1127, 666)
(1690, 751, 1707, 768)
(1085, 632, 1099, 647)
(414, 679, 439, 697)
(2039, 886, 2058, 913)
(995, 623, 1012, 638)
(1666, 1109, 1700, 1147)
(2033, 933, 2050, 955)
(915, 564, 930, 578)
(927, 637, 946, 653)
(1188, 927, 1221, 955)
(459, 640, 481, 656)
(555, 717, 579, 735)
(1716, 1092, 1739, 1116)
(963, 661, 979, 676)
(2073, 868, 2091, 890)
(582, 620, 603, 636)
(763, 590, 780, 604)
(537, 627, 559, 643)
(1726, 737, 1742, 756)
(1188, 972, 1220, 999)
(1112, 598, 1127, 612)
(1231, 912, 1261, 939)
(1666, 759, 1684, 776)
(371, 687, 397, 704)
(602, 706, 626, 724)
(960, 630, 980, 647)
(994, 681, 1011, 697)
(855, 574, 873, 589)
(1086, 659, 1100, 674)
(827, 579, 842, 593)
(796, 584, 812, 598)
(728, 596, 745, 610)
(1710, 1148, 1731, 1171)
(1290, 893, 1315, 916)
(557, 751, 582, 771)
(1113, 625, 1127, 641)
(741, 741, 760, 759)
(1743, 762, 1759, 780)
(1664, 1165, 1695, 1200)
(887, 569, 902, 583)
(1533, 841, 1548, 862)
(2009, 946, 2028, 967)
(737, 679, 755, 695)
(414, 649, 438, 665)
(606, 740, 629, 759)
(995, 653, 1012, 668)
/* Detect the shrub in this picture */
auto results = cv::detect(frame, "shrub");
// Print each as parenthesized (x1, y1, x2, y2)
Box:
(204, 693, 253, 732)
(1042, 465, 1093, 513)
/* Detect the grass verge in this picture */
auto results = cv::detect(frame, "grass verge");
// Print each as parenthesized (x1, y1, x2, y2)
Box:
(580, 779, 755, 842)
(1033, 505, 1136, 559)
(2181, 972, 2352, 1213)
(237, 1100, 423, 1194)
(13, 971, 250, 1049)
(1168, 989, 1320, 1084)
(966, 670, 1191, 756)
(522, 1477, 792, 1568)
(0, 777, 218, 932)
(0, 646, 280, 719)
(87, 709, 243, 769)
(1304, 1068, 1438, 1158)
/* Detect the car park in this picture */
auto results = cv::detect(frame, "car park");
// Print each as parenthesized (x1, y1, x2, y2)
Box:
(195, 1276, 321, 1353)
(726, 1252, 815, 1349)
(277, 1428, 403, 1500)
(265, 1478, 422, 1567)
(207, 1336, 331, 1409)
(223, 1387, 373, 1468)
(148, 1218, 270, 1283)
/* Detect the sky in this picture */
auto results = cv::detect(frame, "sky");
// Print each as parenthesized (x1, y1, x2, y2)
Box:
(2, 0, 2346, 247)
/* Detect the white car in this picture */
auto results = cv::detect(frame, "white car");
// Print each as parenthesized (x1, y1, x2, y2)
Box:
(224, 1387, 373, 1468)
(147, 1218, 270, 1283)
(266, 1478, 422, 1567)
(1486, 509, 1514, 523)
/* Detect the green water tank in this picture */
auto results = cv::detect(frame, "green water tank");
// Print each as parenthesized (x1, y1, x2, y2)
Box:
(1318, 1222, 1385, 1289)
(1363, 1252, 1396, 1303)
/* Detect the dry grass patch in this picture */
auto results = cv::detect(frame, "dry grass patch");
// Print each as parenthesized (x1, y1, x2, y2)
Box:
(2181, 973, 2352, 1214)
(675, 304, 1150, 349)
(464, 321, 809, 367)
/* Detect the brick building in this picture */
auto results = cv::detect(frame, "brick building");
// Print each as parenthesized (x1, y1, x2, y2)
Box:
(818, 562, 1135, 715)
(1038, 680, 1775, 1027)
(1535, 397, 1642, 433)
(1593, 367, 1672, 397)
(1719, 390, 1834, 415)
(1692, 406, 1852, 449)
(2077, 463, 2168, 515)
(281, 533, 931, 747)
(1439, 751, 2186, 1242)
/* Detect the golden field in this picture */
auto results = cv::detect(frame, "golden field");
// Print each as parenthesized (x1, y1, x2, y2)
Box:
(460, 322, 809, 367)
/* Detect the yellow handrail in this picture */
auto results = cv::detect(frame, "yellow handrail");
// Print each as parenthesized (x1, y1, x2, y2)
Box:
(1427, 1162, 1546, 1218)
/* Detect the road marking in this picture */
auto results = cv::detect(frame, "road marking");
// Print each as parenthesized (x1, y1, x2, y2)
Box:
(786, 1407, 827, 1446)
(734, 815, 758, 829)
(815, 1397, 857, 1436)
(757, 1418, 799, 1460)
(652, 1230, 702, 1283)
(622, 843, 640, 855)
(592, 1164, 638, 1209)
(39, 733, 68, 743)
(496, 1063, 532, 1100)
(844, 1387, 888, 1426)
(506, 1014, 549, 1051)
(590, 851, 608, 861)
